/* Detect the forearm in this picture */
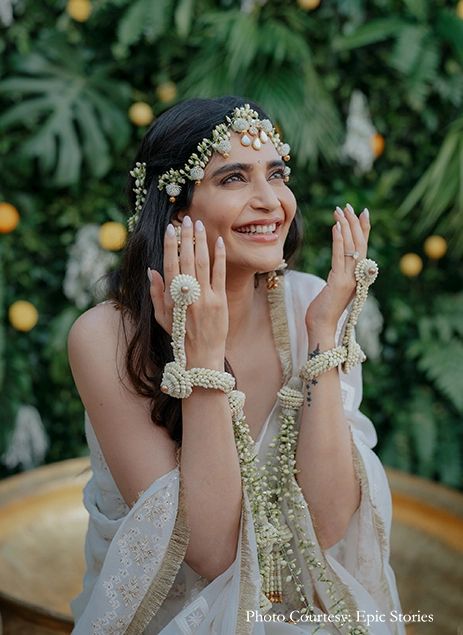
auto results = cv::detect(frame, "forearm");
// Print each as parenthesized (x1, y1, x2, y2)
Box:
(181, 354, 242, 581)
(295, 329, 360, 549)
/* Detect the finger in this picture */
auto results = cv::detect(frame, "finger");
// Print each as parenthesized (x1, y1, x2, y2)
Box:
(211, 235, 226, 294)
(148, 268, 164, 319)
(344, 203, 367, 256)
(335, 206, 355, 254)
(179, 215, 195, 277)
(331, 221, 344, 273)
(359, 207, 370, 243)
(163, 223, 180, 302)
(194, 219, 210, 289)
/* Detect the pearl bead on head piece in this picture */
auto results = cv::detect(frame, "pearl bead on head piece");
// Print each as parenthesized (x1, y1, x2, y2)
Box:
(126, 104, 291, 232)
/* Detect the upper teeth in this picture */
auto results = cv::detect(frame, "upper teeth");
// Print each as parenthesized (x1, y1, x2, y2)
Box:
(236, 223, 277, 234)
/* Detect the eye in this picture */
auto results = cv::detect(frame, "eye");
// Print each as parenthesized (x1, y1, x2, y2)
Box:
(221, 172, 246, 184)
(270, 169, 286, 180)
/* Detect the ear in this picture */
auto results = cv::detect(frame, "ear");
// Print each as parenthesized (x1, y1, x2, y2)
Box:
(171, 210, 186, 227)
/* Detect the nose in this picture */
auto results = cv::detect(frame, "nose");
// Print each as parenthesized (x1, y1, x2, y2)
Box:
(249, 175, 282, 212)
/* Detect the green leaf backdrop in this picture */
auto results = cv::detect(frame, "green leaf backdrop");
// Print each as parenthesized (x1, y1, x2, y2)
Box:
(0, 0, 462, 487)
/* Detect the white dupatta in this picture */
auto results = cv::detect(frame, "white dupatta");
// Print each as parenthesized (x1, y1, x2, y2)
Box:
(71, 270, 405, 635)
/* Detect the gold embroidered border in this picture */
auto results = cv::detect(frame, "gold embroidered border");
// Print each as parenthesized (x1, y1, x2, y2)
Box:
(236, 492, 260, 635)
(267, 275, 292, 382)
(126, 473, 190, 634)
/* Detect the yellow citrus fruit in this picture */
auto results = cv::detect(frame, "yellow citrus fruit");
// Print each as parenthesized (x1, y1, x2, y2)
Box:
(99, 221, 127, 251)
(297, 0, 321, 9)
(66, 0, 92, 22)
(423, 235, 447, 260)
(400, 253, 423, 277)
(457, 0, 463, 19)
(9, 301, 39, 332)
(157, 81, 177, 103)
(129, 102, 154, 126)
(0, 202, 20, 233)
(371, 133, 385, 158)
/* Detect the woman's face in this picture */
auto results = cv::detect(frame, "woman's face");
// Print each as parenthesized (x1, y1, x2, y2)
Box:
(178, 131, 297, 276)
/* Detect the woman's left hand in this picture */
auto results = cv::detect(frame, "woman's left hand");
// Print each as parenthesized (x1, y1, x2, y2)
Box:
(305, 204, 371, 335)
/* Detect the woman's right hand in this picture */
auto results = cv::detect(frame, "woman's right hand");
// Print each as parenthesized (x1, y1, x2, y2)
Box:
(148, 216, 229, 369)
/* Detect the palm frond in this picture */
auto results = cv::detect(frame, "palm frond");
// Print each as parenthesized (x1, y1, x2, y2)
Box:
(0, 44, 131, 186)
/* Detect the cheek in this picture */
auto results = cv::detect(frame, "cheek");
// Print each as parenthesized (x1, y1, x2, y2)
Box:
(282, 188, 297, 220)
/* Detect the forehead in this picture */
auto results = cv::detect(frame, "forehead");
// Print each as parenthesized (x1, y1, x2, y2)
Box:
(205, 131, 281, 173)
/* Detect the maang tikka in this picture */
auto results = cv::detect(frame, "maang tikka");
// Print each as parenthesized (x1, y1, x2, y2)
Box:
(127, 103, 291, 232)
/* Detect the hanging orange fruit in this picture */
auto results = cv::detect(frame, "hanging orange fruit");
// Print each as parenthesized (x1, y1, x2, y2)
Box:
(66, 0, 92, 22)
(0, 202, 20, 233)
(457, 0, 463, 19)
(399, 253, 423, 277)
(157, 82, 177, 103)
(297, 0, 321, 9)
(371, 133, 385, 158)
(99, 221, 127, 251)
(129, 102, 154, 126)
(9, 300, 39, 332)
(423, 235, 447, 260)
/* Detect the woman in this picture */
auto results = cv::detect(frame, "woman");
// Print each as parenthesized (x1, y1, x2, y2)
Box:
(68, 96, 404, 634)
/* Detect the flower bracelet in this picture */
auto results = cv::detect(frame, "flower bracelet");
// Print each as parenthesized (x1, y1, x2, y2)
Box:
(299, 258, 379, 385)
(160, 274, 235, 399)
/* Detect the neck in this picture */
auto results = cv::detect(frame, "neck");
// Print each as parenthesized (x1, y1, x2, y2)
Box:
(225, 270, 266, 349)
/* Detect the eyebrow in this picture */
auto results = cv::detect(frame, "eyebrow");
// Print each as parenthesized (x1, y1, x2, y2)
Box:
(209, 159, 285, 179)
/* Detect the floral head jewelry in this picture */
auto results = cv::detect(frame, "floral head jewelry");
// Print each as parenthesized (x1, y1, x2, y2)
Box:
(126, 103, 291, 232)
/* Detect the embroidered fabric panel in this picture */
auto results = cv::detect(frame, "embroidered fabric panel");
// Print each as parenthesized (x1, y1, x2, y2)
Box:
(73, 472, 179, 634)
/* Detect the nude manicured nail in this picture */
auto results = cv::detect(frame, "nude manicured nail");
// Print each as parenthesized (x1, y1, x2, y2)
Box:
(335, 206, 344, 216)
(195, 219, 204, 232)
(166, 223, 175, 236)
(346, 203, 355, 214)
(362, 208, 370, 219)
(147, 267, 153, 282)
(217, 236, 224, 248)
(183, 215, 192, 227)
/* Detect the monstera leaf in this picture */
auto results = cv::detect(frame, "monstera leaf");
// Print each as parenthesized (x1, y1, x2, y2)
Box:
(0, 37, 132, 186)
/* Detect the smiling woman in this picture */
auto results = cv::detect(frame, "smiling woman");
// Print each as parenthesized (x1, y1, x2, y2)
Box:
(67, 97, 404, 634)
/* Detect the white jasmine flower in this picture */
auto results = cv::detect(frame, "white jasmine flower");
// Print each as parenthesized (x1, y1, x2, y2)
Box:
(341, 90, 377, 174)
(1, 404, 49, 470)
(63, 224, 118, 309)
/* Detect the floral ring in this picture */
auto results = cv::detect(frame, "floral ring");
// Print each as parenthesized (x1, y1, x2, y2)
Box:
(170, 274, 201, 305)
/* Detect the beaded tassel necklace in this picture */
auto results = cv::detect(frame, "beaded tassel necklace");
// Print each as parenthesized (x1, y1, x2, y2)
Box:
(161, 265, 376, 634)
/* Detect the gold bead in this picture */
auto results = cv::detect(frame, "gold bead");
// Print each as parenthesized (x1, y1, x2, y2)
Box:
(161, 385, 169, 393)
(195, 180, 201, 185)
(181, 286, 189, 292)
(283, 155, 290, 162)
(169, 196, 176, 203)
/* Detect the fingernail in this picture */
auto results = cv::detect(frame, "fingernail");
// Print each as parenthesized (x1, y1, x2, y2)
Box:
(335, 206, 344, 216)
(183, 215, 192, 227)
(147, 267, 153, 282)
(166, 223, 175, 236)
(362, 208, 370, 219)
(346, 203, 355, 214)
(336, 221, 341, 233)
(217, 236, 224, 248)
(195, 219, 204, 232)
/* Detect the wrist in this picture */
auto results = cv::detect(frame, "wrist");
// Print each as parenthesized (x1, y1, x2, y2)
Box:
(186, 354, 225, 372)
(307, 330, 337, 351)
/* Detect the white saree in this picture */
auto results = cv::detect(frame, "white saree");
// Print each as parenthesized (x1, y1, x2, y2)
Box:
(71, 269, 405, 635)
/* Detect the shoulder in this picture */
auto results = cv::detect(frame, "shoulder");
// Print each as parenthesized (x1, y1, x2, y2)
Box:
(68, 301, 134, 352)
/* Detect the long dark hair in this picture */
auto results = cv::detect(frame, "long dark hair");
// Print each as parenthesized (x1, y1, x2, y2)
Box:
(102, 96, 304, 445)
